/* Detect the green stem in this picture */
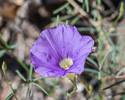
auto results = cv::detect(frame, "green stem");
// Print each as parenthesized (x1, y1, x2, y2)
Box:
(0, 33, 56, 99)
(67, 87, 77, 97)
(0, 33, 8, 48)
(25, 83, 30, 100)
(3, 67, 18, 100)
(78, 76, 90, 98)
(106, 2, 124, 34)
(9, 50, 29, 72)
(9, 82, 18, 100)
(66, 73, 77, 98)
(67, 95, 69, 100)
(96, 0, 104, 99)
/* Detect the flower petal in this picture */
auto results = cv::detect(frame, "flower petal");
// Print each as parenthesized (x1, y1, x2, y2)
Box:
(30, 24, 94, 77)
(30, 37, 59, 66)
(71, 36, 94, 60)
(67, 53, 89, 74)
(41, 24, 82, 59)
(34, 64, 67, 77)
(29, 36, 68, 77)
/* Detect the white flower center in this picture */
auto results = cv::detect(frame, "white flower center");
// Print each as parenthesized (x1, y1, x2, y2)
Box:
(59, 58, 73, 70)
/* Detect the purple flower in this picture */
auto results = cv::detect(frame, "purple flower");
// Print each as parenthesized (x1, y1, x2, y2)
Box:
(29, 24, 94, 77)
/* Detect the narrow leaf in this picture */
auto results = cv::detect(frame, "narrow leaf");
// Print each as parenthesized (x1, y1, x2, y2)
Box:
(66, 5, 73, 12)
(56, 15, 59, 26)
(33, 77, 44, 81)
(70, 16, 80, 26)
(30, 82, 34, 97)
(116, 23, 125, 30)
(51, 15, 73, 21)
(65, 20, 68, 25)
(100, 49, 110, 67)
(84, 68, 98, 74)
(0, 50, 6, 58)
(103, 80, 125, 90)
(8, 43, 24, 49)
(85, 0, 89, 12)
(5, 93, 14, 100)
(87, 57, 98, 67)
(21, 83, 25, 99)
(16, 70, 26, 82)
(33, 82, 51, 97)
(53, 3, 69, 14)
(77, 27, 98, 32)
(29, 64, 33, 81)
(109, 33, 125, 37)
(55, 86, 66, 95)
(116, 67, 125, 76)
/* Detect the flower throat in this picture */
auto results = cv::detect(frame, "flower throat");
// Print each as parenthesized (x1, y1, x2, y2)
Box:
(59, 58, 73, 70)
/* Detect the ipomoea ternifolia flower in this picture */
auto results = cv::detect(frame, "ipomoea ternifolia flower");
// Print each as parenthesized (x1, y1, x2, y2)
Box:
(29, 24, 94, 77)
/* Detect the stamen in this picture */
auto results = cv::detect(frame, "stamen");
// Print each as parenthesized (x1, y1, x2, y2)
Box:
(59, 58, 73, 70)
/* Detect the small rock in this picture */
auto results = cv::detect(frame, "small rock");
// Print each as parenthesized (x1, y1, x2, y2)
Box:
(9, 0, 24, 6)
(1, 27, 10, 42)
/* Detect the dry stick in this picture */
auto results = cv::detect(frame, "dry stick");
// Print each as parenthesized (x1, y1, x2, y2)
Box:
(67, 0, 108, 65)
(115, 75, 125, 79)
(103, 0, 116, 12)
(67, 0, 110, 69)
(78, 76, 90, 98)
(67, 0, 98, 28)
(67, 0, 112, 65)
(86, 60, 110, 76)
(86, 61, 99, 70)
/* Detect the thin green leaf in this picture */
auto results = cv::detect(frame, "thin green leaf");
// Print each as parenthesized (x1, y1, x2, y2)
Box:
(44, 79, 66, 95)
(77, 27, 98, 32)
(30, 82, 34, 97)
(93, 2, 97, 21)
(0, 50, 6, 58)
(8, 43, 24, 49)
(16, 70, 26, 82)
(33, 77, 45, 81)
(85, 0, 89, 12)
(100, 49, 110, 67)
(56, 15, 59, 26)
(84, 68, 98, 74)
(98, 71, 102, 80)
(70, 16, 80, 26)
(53, 3, 69, 14)
(116, 67, 125, 76)
(108, 37, 115, 51)
(21, 83, 25, 99)
(5, 93, 14, 100)
(33, 82, 51, 97)
(87, 57, 98, 67)
(14, 83, 24, 90)
(103, 80, 125, 90)
(29, 64, 33, 81)
(107, 2, 124, 33)
(55, 86, 66, 95)
(51, 14, 73, 21)
(109, 33, 125, 36)
(0, 33, 8, 47)
(65, 20, 68, 25)
(66, 5, 73, 12)
(116, 24, 125, 30)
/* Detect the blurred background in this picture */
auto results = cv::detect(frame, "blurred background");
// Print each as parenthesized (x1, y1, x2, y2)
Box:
(0, 0, 125, 100)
